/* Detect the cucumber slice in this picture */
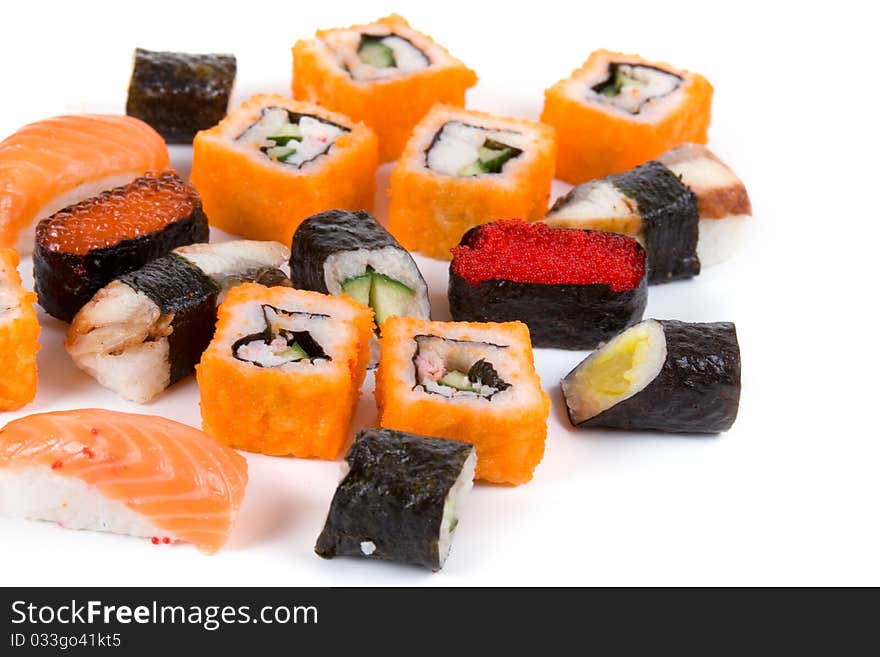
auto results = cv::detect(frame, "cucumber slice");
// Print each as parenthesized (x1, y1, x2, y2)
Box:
(369, 272, 415, 325)
(438, 370, 476, 391)
(278, 343, 308, 361)
(267, 134, 302, 147)
(358, 38, 395, 68)
(341, 273, 372, 306)
(478, 147, 516, 173)
(457, 161, 487, 177)
(600, 68, 643, 96)
(266, 145, 297, 160)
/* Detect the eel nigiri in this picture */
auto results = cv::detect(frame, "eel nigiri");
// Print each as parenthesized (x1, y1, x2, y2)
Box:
(0, 114, 170, 252)
(66, 240, 290, 403)
(0, 408, 248, 553)
(0, 248, 40, 410)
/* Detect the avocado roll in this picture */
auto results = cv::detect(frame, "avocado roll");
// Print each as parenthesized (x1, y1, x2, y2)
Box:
(315, 428, 476, 571)
(561, 319, 741, 433)
(33, 171, 209, 322)
(449, 220, 647, 350)
(66, 240, 289, 403)
(126, 48, 237, 144)
(546, 160, 699, 284)
(290, 209, 430, 327)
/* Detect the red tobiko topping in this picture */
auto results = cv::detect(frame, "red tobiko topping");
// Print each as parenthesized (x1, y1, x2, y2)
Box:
(451, 220, 645, 291)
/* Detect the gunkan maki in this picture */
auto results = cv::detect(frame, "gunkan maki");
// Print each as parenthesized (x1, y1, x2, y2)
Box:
(33, 171, 209, 322)
(315, 428, 477, 570)
(561, 319, 741, 433)
(449, 220, 647, 350)
(126, 48, 237, 144)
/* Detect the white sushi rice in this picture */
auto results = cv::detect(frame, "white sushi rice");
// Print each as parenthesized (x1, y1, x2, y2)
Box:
(322, 245, 430, 320)
(0, 465, 163, 540)
(438, 448, 477, 567)
(696, 216, 749, 268)
(426, 121, 528, 177)
(0, 260, 21, 318)
(561, 319, 667, 424)
(236, 107, 345, 168)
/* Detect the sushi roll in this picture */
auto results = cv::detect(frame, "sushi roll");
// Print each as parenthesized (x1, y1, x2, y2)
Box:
(541, 50, 713, 184)
(126, 48, 237, 144)
(0, 114, 169, 252)
(196, 284, 373, 459)
(545, 143, 752, 271)
(191, 94, 378, 246)
(0, 249, 40, 410)
(289, 209, 430, 347)
(561, 319, 741, 433)
(449, 220, 647, 349)
(33, 170, 209, 322)
(293, 14, 477, 162)
(315, 428, 476, 570)
(0, 408, 247, 554)
(66, 240, 289, 403)
(375, 317, 550, 485)
(388, 105, 556, 260)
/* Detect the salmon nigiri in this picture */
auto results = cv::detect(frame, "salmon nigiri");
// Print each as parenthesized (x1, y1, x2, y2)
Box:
(0, 114, 170, 251)
(0, 409, 248, 553)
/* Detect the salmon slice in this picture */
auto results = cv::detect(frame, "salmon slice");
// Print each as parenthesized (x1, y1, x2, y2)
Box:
(0, 408, 248, 553)
(0, 115, 170, 251)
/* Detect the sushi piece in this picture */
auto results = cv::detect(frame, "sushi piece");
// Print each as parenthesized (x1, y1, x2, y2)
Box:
(293, 14, 477, 162)
(196, 284, 373, 459)
(561, 319, 741, 433)
(387, 105, 556, 260)
(289, 209, 430, 348)
(449, 220, 646, 349)
(191, 94, 378, 246)
(541, 50, 713, 184)
(375, 316, 550, 485)
(126, 48, 237, 144)
(66, 240, 289, 403)
(33, 171, 209, 322)
(315, 428, 476, 570)
(0, 114, 169, 252)
(545, 143, 752, 270)
(0, 249, 40, 410)
(0, 408, 247, 553)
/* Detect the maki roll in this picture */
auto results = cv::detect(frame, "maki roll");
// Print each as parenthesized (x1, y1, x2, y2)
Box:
(561, 319, 741, 433)
(0, 113, 169, 252)
(66, 240, 289, 403)
(126, 48, 237, 144)
(315, 428, 476, 571)
(449, 220, 646, 350)
(388, 105, 557, 260)
(375, 316, 550, 485)
(190, 94, 378, 246)
(545, 143, 752, 271)
(293, 14, 477, 162)
(0, 248, 40, 410)
(290, 209, 430, 338)
(33, 171, 208, 322)
(197, 284, 373, 459)
(541, 50, 713, 184)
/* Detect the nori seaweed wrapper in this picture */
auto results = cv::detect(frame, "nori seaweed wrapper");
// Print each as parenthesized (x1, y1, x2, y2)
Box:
(610, 161, 700, 284)
(289, 209, 426, 294)
(448, 225, 647, 350)
(568, 320, 741, 433)
(126, 48, 236, 143)
(33, 204, 209, 323)
(315, 428, 475, 570)
(118, 255, 219, 384)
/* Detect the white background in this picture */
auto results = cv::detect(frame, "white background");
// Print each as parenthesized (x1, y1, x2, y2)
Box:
(0, 0, 877, 586)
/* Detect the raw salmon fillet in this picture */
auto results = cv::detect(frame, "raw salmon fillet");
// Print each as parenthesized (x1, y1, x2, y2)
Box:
(0, 408, 248, 553)
(0, 114, 170, 249)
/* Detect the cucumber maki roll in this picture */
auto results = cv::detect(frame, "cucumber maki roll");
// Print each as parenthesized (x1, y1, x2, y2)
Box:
(290, 209, 430, 344)
(561, 319, 741, 433)
(126, 48, 237, 144)
(449, 220, 647, 350)
(315, 428, 476, 571)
